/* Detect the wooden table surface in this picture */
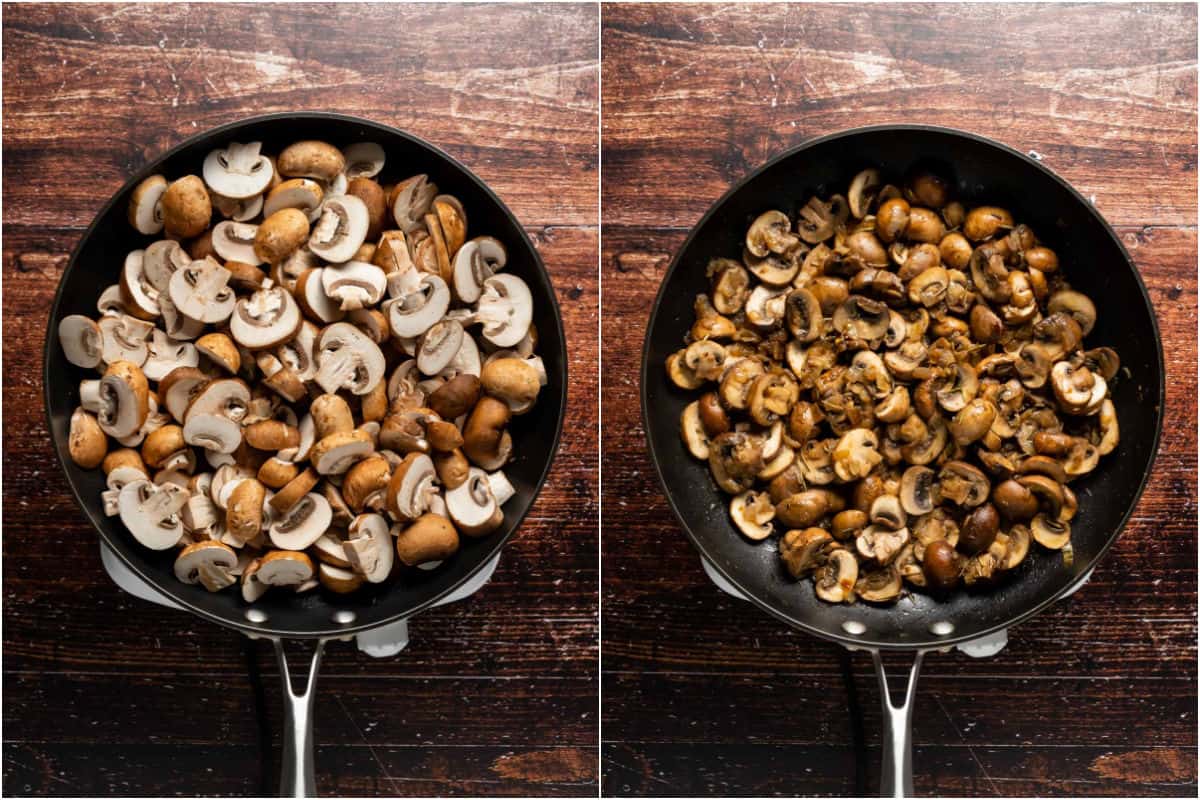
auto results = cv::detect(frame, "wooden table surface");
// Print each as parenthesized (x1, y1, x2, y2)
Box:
(2, 4, 598, 796)
(601, 3, 1197, 797)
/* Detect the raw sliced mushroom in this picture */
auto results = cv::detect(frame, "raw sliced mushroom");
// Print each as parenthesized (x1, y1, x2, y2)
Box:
(168, 258, 236, 324)
(269, 492, 332, 550)
(321, 260, 386, 311)
(445, 467, 503, 537)
(730, 490, 775, 540)
(453, 237, 506, 304)
(128, 174, 168, 235)
(474, 273, 533, 347)
(174, 540, 238, 592)
(314, 322, 386, 395)
(388, 273, 451, 338)
(211, 221, 264, 265)
(229, 287, 302, 350)
(308, 195, 369, 263)
(203, 141, 273, 199)
(58, 315, 103, 368)
(391, 174, 438, 233)
(97, 361, 150, 439)
(119, 479, 188, 550)
(342, 142, 385, 179)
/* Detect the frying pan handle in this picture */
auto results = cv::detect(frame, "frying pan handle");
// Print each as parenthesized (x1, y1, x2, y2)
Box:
(872, 650, 924, 798)
(274, 638, 326, 798)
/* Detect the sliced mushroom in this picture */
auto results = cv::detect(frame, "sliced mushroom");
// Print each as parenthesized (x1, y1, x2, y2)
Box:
(128, 174, 168, 235)
(174, 540, 238, 592)
(780, 528, 833, 578)
(814, 548, 859, 603)
(202, 141, 272, 200)
(321, 260, 386, 311)
(307, 194, 369, 264)
(227, 286, 302, 351)
(168, 257, 236, 325)
(452, 236, 507, 304)
(118, 479, 188, 550)
(938, 460, 990, 507)
(730, 489, 775, 540)
(390, 174, 438, 233)
(387, 273, 451, 338)
(97, 361, 150, 439)
(58, 315, 103, 368)
(269, 491, 332, 550)
(856, 565, 902, 602)
(474, 273, 533, 348)
(342, 513, 393, 582)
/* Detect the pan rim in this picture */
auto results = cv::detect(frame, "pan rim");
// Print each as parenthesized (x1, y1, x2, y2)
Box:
(639, 122, 1166, 651)
(43, 111, 568, 639)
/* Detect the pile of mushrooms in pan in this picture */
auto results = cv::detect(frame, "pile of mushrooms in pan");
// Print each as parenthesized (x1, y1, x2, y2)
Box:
(60, 138, 546, 600)
(671, 167, 1119, 604)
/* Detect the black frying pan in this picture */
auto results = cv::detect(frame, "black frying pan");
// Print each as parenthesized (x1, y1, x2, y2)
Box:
(43, 112, 566, 796)
(640, 125, 1163, 795)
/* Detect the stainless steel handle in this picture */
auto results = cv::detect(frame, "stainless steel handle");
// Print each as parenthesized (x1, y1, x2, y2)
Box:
(872, 650, 924, 798)
(274, 638, 325, 798)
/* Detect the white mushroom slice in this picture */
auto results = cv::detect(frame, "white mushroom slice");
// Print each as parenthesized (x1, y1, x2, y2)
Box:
(202, 141, 273, 199)
(168, 258, 236, 324)
(183, 378, 251, 423)
(157, 367, 206, 422)
(251, 551, 316, 597)
(487, 470, 516, 505)
(452, 237, 507, 304)
(229, 286, 302, 350)
(183, 412, 243, 454)
(174, 541, 238, 592)
(417, 320, 464, 376)
(307, 195, 369, 263)
(387, 275, 449, 339)
(445, 467, 503, 537)
(313, 533, 352, 567)
(279, 413, 315, 463)
(475, 273, 533, 347)
(269, 492, 332, 550)
(79, 379, 104, 414)
(98, 314, 153, 366)
(128, 174, 167, 235)
(97, 284, 127, 316)
(314, 322, 386, 395)
(342, 142, 385, 179)
(440, 333, 482, 380)
(211, 221, 265, 265)
(98, 361, 150, 438)
(143, 240, 191, 294)
(730, 490, 775, 541)
(274, 248, 321, 292)
(295, 268, 346, 324)
(102, 488, 122, 517)
(182, 494, 223, 539)
(107, 465, 149, 492)
(58, 315, 103, 368)
(158, 293, 205, 341)
(321, 261, 386, 311)
(344, 513, 393, 582)
(275, 321, 319, 382)
(120, 250, 160, 319)
(142, 329, 199, 382)
(118, 479, 188, 550)
(114, 392, 162, 447)
(210, 191, 264, 222)
(310, 430, 375, 474)
(391, 174, 437, 233)
(388, 453, 438, 521)
(264, 178, 324, 223)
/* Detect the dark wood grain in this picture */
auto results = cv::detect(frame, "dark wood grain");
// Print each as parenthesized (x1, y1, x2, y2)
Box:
(600, 3, 1197, 797)
(2, 3, 598, 797)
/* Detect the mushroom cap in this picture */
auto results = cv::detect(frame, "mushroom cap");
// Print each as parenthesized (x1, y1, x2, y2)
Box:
(394, 512, 459, 567)
(264, 178, 324, 220)
(476, 273, 533, 348)
(229, 287, 302, 351)
(269, 491, 332, 550)
(174, 540, 238, 591)
(143, 240, 192, 295)
(119, 479, 187, 550)
(319, 562, 365, 594)
(184, 377, 251, 423)
(161, 175, 212, 239)
(278, 140, 345, 182)
(462, 396, 513, 471)
(202, 141, 272, 199)
(308, 195, 369, 264)
(68, 407, 108, 469)
(59, 315, 103, 369)
(98, 314, 152, 366)
(342, 455, 392, 512)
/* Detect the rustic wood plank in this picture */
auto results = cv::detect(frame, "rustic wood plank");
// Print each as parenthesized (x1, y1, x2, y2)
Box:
(603, 743, 1197, 798)
(2, 3, 598, 796)
(2, 3, 599, 229)
(601, 3, 1197, 229)
(4, 742, 596, 798)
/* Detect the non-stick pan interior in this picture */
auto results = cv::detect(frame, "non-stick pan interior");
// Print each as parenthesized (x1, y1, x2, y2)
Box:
(642, 125, 1163, 649)
(44, 113, 566, 638)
